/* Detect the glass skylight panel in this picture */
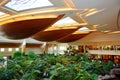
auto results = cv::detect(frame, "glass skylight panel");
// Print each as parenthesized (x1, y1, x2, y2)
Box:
(5, 0, 53, 11)
(53, 17, 80, 26)
(0, 12, 5, 16)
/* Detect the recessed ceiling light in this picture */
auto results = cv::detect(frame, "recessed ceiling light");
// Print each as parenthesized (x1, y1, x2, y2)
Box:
(5, 0, 53, 11)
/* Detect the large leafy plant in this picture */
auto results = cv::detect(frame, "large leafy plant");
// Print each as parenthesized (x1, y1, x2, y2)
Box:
(0, 51, 115, 80)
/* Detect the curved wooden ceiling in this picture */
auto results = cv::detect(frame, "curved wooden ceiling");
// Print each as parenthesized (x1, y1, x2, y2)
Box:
(57, 33, 90, 43)
(0, 0, 119, 44)
(0, 14, 64, 39)
(33, 28, 79, 42)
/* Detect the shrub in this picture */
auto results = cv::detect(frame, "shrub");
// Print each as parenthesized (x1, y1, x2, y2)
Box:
(28, 51, 37, 59)
(13, 51, 22, 58)
(0, 51, 115, 80)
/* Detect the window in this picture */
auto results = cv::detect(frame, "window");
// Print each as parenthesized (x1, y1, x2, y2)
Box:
(8, 48, 12, 52)
(54, 46, 57, 50)
(1, 48, 5, 52)
(59, 46, 66, 51)
(15, 48, 19, 51)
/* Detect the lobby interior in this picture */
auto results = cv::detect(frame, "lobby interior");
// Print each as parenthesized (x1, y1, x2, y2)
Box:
(0, 0, 120, 79)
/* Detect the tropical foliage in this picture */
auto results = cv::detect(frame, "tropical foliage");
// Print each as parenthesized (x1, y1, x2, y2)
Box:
(0, 51, 115, 80)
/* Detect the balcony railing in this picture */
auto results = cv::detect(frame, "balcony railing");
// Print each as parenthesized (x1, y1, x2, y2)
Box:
(88, 50, 120, 55)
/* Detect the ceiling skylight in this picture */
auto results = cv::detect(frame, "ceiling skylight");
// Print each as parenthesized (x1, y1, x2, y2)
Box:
(0, 12, 5, 16)
(5, 0, 53, 11)
(53, 17, 80, 27)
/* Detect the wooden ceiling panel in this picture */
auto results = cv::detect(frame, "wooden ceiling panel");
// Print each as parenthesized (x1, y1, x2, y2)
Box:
(0, 14, 64, 39)
(33, 28, 78, 42)
(57, 33, 89, 43)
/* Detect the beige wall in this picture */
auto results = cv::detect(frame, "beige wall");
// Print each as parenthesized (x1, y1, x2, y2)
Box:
(0, 48, 19, 56)
(47, 44, 79, 54)
(26, 48, 42, 54)
(0, 47, 42, 56)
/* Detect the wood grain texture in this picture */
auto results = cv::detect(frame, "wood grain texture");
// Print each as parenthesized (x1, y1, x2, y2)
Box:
(57, 33, 89, 43)
(32, 28, 78, 42)
(0, 14, 64, 39)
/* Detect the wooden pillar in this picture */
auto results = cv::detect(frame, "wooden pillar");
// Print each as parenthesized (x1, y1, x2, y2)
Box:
(101, 46, 103, 51)
(56, 44, 59, 54)
(41, 42, 47, 54)
(83, 45, 86, 53)
(21, 40, 26, 55)
(53, 44, 56, 54)
(3, 56, 7, 68)
(115, 45, 117, 52)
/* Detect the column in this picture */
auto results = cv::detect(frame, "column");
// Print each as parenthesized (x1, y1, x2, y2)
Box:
(20, 39, 26, 55)
(83, 45, 86, 53)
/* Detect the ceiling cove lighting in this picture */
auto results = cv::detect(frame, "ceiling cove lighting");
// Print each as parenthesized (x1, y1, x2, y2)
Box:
(53, 17, 80, 27)
(5, 0, 53, 11)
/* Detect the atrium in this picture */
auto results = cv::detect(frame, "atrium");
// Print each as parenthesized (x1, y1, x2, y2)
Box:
(0, 0, 120, 80)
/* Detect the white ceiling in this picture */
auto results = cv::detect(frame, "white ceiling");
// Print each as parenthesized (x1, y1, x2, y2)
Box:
(73, 0, 120, 30)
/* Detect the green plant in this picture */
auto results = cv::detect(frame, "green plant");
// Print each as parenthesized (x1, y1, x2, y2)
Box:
(64, 46, 80, 56)
(28, 51, 37, 59)
(0, 51, 115, 80)
(13, 51, 22, 58)
(0, 54, 4, 59)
